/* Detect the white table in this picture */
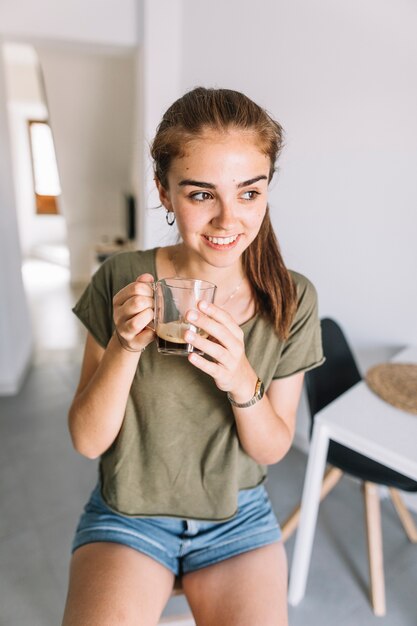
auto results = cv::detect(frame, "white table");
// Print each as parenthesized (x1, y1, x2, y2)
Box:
(288, 346, 417, 605)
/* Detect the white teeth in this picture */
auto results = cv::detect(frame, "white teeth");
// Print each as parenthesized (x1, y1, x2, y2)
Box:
(206, 235, 238, 245)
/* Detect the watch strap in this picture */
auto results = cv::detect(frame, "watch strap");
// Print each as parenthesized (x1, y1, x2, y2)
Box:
(227, 378, 265, 408)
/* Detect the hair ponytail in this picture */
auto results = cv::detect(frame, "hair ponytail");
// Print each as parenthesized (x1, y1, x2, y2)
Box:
(243, 209, 296, 339)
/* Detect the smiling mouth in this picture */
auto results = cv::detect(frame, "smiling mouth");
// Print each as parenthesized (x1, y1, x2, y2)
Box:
(204, 234, 239, 245)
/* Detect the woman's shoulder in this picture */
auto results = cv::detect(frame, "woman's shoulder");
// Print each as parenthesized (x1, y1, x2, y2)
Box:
(98, 247, 157, 278)
(287, 270, 320, 332)
(90, 247, 157, 295)
(288, 269, 318, 303)
(104, 247, 156, 270)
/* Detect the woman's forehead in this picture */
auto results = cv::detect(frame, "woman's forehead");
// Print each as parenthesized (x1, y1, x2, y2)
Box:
(174, 129, 269, 165)
(185, 126, 263, 149)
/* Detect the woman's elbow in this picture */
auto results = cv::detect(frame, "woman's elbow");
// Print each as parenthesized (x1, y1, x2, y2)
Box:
(74, 440, 101, 460)
(257, 434, 294, 465)
(68, 409, 100, 460)
(256, 450, 285, 465)
(69, 429, 100, 460)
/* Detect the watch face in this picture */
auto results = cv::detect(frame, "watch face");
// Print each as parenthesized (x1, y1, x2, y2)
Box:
(227, 378, 264, 408)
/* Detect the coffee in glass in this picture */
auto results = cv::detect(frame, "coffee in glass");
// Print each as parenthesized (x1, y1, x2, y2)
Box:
(154, 278, 216, 356)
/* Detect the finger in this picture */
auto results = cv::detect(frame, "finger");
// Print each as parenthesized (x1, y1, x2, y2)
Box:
(198, 300, 243, 342)
(184, 329, 229, 365)
(118, 324, 155, 353)
(120, 306, 155, 339)
(136, 273, 155, 283)
(188, 351, 222, 378)
(117, 295, 155, 322)
(133, 324, 156, 350)
(113, 278, 154, 307)
(139, 326, 156, 346)
(185, 308, 241, 352)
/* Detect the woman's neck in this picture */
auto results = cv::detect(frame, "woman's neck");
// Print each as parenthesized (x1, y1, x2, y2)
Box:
(168, 243, 244, 288)
(156, 244, 255, 323)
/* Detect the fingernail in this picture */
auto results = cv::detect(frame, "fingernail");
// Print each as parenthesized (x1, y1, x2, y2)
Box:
(187, 309, 198, 321)
(185, 330, 195, 342)
(199, 300, 208, 310)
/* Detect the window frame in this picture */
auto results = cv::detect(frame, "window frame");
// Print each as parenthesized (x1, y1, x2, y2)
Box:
(27, 119, 60, 215)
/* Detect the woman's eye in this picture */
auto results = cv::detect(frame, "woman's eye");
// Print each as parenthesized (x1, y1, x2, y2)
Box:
(242, 190, 260, 200)
(190, 191, 212, 202)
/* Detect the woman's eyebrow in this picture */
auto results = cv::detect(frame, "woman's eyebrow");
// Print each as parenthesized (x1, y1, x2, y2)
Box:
(178, 175, 268, 189)
(237, 175, 268, 188)
(178, 179, 215, 189)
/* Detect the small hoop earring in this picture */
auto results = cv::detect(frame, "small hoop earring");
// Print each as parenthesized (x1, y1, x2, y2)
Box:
(166, 211, 176, 226)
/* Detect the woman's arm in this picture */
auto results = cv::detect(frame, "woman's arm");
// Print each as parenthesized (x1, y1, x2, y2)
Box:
(184, 300, 304, 465)
(68, 273, 155, 459)
(231, 373, 304, 465)
(68, 332, 142, 459)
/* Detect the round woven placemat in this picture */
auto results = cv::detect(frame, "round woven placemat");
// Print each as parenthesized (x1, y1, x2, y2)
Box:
(365, 363, 417, 415)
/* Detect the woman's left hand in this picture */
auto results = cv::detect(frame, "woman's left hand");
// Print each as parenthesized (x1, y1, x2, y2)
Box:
(184, 300, 258, 402)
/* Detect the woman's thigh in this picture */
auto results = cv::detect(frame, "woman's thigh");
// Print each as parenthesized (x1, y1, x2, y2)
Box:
(182, 542, 288, 626)
(62, 542, 176, 626)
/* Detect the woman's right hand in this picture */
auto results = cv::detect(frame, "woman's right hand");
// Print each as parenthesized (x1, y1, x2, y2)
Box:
(112, 273, 155, 352)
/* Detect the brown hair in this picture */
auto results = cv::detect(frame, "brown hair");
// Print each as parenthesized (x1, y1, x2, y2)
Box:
(150, 87, 297, 339)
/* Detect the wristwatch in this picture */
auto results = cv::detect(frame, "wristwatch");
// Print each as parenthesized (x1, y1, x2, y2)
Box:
(227, 377, 265, 408)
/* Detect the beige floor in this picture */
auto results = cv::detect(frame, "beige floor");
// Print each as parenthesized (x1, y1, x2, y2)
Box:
(22, 257, 86, 363)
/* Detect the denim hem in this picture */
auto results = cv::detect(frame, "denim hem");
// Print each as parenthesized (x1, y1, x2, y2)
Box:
(181, 526, 281, 574)
(72, 529, 179, 575)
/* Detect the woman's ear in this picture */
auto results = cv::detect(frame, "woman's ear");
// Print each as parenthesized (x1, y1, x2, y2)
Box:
(155, 178, 173, 212)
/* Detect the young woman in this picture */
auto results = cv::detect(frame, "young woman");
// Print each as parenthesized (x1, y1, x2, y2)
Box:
(62, 87, 324, 626)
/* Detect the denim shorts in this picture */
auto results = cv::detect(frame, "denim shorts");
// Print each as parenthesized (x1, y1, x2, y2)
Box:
(72, 483, 281, 576)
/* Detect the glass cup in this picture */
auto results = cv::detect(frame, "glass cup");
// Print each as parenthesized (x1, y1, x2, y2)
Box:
(154, 277, 217, 356)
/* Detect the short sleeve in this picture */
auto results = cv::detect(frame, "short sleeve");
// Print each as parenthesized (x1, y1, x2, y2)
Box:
(273, 274, 324, 379)
(72, 263, 114, 348)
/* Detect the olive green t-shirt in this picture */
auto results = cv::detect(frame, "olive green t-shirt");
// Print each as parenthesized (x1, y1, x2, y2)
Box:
(73, 247, 324, 521)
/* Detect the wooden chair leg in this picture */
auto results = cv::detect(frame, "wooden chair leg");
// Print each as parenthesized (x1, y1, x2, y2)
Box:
(363, 481, 386, 616)
(388, 488, 417, 543)
(281, 466, 343, 542)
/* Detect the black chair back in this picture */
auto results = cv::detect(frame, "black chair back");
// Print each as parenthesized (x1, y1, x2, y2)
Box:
(304, 318, 417, 490)
(305, 318, 361, 421)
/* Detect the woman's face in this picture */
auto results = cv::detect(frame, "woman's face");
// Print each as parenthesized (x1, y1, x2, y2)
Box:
(157, 128, 271, 270)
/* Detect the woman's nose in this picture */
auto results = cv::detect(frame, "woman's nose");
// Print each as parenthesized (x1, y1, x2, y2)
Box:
(211, 200, 237, 231)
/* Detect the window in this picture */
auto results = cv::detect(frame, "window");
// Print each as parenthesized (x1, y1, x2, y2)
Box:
(28, 120, 61, 215)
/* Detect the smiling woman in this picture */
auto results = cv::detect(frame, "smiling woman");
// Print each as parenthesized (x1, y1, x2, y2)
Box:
(62, 87, 324, 626)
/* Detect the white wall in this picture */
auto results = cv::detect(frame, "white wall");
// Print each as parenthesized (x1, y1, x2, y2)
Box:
(179, 0, 417, 348)
(0, 0, 137, 47)
(138, 0, 183, 251)
(38, 45, 136, 283)
(0, 46, 33, 394)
